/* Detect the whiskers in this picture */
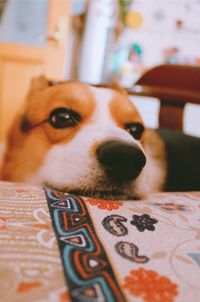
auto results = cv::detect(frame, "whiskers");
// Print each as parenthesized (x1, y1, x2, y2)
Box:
(44, 177, 141, 201)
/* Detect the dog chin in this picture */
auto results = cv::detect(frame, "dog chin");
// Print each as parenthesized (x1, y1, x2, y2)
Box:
(44, 182, 140, 201)
(68, 189, 140, 200)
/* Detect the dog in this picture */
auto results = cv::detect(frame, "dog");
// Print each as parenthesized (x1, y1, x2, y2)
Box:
(1, 75, 200, 200)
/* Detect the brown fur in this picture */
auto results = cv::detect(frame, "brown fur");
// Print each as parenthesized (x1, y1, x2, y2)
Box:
(144, 128, 167, 192)
(110, 93, 144, 128)
(1, 79, 96, 181)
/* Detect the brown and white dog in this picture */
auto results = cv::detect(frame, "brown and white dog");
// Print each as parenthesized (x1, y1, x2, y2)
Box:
(1, 76, 200, 200)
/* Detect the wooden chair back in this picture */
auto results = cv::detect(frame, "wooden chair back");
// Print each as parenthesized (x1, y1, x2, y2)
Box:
(128, 64, 200, 130)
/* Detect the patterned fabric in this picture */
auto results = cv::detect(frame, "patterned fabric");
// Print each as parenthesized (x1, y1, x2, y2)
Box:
(0, 182, 68, 302)
(45, 189, 126, 302)
(1, 181, 200, 302)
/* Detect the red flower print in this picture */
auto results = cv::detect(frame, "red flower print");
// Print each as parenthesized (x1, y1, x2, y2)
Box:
(60, 291, 70, 301)
(85, 198, 123, 211)
(123, 268, 178, 302)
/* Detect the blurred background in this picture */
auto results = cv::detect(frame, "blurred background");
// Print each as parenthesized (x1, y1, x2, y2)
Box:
(0, 0, 200, 144)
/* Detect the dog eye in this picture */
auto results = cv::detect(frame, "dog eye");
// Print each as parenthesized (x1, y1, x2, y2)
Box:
(48, 108, 81, 129)
(125, 122, 144, 140)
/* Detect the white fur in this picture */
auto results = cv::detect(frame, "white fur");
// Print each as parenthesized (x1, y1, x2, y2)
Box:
(136, 149, 166, 197)
(27, 86, 162, 199)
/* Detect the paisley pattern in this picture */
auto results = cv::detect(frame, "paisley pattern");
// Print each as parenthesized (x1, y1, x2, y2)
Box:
(115, 241, 149, 263)
(102, 214, 128, 236)
(1, 181, 200, 302)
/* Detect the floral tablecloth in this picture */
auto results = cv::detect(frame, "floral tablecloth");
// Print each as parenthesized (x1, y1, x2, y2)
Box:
(0, 181, 200, 302)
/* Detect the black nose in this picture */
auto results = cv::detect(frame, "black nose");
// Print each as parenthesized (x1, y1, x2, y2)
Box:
(96, 140, 146, 182)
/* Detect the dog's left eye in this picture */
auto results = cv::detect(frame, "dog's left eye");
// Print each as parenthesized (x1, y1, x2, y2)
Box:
(48, 108, 81, 129)
(125, 122, 144, 140)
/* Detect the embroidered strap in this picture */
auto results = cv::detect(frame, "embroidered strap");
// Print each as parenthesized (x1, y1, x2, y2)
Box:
(45, 188, 126, 302)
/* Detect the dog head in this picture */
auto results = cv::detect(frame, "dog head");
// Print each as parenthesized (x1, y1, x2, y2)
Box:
(1, 76, 165, 199)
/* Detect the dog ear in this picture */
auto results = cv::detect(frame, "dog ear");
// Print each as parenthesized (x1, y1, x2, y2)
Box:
(30, 75, 49, 91)
(20, 75, 49, 132)
(112, 81, 128, 95)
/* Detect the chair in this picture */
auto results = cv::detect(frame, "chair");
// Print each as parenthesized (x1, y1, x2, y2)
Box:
(128, 64, 200, 130)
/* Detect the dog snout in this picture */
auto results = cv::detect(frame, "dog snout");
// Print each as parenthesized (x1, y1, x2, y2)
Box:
(96, 140, 146, 181)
